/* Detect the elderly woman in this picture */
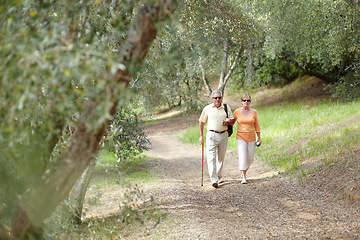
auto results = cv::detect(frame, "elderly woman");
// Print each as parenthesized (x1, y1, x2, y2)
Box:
(232, 93, 261, 184)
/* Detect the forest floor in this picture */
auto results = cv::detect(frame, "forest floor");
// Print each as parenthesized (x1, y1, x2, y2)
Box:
(83, 77, 360, 239)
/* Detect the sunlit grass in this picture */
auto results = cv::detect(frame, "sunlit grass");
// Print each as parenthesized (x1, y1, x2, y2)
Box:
(255, 99, 360, 172)
(178, 124, 237, 149)
(94, 150, 157, 186)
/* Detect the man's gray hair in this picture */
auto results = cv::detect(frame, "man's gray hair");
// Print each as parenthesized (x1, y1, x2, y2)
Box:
(211, 90, 223, 98)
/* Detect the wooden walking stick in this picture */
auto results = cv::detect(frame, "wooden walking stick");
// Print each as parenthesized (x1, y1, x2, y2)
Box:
(201, 141, 204, 186)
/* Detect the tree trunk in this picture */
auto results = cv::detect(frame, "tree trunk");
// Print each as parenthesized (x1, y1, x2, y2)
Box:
(68, 161, 96, 224)
(218, 41, 243, 96)
(11, 1, 178, 238)
(288, 56, 337, 84)
(219, 38, 229, 90)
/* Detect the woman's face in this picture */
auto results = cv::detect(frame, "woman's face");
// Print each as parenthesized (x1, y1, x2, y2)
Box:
(242, 98, 251, 107)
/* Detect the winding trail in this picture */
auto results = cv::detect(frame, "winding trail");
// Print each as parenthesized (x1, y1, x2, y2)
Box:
(140, 114, 360, 239)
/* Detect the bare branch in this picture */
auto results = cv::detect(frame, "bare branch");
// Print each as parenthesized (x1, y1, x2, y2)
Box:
(224, 44, 243, 83)
(219, 38, 229, 85)
(199, 55, 212, 96)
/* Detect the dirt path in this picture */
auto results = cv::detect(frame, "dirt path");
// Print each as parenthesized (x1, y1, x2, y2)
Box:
(138, 115, 360, 239)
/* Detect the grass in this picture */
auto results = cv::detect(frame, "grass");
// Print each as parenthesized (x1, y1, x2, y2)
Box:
(179, 99, 360, 176)
(178, 125, 237, 149)
(95, 150, 158, 185)
(257, 99, 360, 172)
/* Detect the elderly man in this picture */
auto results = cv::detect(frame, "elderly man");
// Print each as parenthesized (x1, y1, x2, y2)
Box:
(199, 90, 234, 188)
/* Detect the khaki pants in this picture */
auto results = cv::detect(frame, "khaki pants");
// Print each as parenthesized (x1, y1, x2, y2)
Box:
(206, 131, 228, 184)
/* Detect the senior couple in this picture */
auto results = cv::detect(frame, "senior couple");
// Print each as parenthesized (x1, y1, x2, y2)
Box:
(199, 90, 261, 188)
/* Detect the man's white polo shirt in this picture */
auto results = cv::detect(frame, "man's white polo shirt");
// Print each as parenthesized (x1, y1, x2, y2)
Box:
(199, 103, 234, 132)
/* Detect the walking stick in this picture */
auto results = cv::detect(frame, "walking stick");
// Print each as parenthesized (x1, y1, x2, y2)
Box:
(201, 141, 204, 186)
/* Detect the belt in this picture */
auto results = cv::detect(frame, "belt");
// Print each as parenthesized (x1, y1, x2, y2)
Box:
(209, 130, 227, 134)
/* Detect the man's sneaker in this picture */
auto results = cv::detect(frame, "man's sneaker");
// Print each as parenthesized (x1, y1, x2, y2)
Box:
(212, 182, 218, 188)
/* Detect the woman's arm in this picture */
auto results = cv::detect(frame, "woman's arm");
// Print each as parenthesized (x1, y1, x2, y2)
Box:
(256, 132, 261, 143)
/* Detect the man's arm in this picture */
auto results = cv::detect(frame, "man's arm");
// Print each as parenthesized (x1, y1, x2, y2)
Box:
(199, 121, 205, 144)
(225, 104, 235, 125)
(227, 119, 235, 126)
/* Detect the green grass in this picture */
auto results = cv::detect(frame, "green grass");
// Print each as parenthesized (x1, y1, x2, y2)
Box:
(178, 99, 360, 175)
(177, 124, 200, 145)
(94, 150, 158, 187)
(178, 125, 237, 149)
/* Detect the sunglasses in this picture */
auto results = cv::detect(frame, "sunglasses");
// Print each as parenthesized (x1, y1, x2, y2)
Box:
(212, 97, 222, 100)
(242, 99, 251, 102)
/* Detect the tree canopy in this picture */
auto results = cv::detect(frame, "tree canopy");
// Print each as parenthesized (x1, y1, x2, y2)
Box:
(135, 0, 360, 110)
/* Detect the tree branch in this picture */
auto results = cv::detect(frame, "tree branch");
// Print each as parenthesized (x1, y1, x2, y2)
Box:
(199, 55, 212, 96)
(219, 38, 229, 85)
(292, 61, 337, 84)
(224, 44, 243, 83)
(218, 43, 243, 94)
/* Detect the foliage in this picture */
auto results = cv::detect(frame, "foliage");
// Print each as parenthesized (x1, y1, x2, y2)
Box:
(328, 69, 360, 101)
(132, 0, 261, 112)
(0, 0, 155, 234)
(132, 25, 205, 113)
(44, 155, 164, 239)
(237, 0, 360, 95)
(229, 54, 304, 92)
(107, 105, 151, 162)
(131, 0, 360, 113)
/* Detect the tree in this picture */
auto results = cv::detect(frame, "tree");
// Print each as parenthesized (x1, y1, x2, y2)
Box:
(0, 0, 178, 238)
(190, 0, 258, 96)
(240, 0, 360, 88)
(68, 104, 150, 224)
(178, 0, 259, 97)
(132, 0, 259, 113)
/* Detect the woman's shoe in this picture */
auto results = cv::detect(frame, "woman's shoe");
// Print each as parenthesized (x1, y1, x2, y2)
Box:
(241, 178, 247, 184)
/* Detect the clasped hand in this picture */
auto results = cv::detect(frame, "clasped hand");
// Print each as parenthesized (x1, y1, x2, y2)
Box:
(222, 118, 230, 126)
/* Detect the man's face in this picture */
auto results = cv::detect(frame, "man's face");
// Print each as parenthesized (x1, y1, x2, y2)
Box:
(212, 93, 222, 108)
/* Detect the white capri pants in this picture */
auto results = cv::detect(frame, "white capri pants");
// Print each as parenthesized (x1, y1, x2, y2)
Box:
(236, 140, 256, 170)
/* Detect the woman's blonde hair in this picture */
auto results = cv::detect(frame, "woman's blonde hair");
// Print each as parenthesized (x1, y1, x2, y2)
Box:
(241, 92, 251, 100)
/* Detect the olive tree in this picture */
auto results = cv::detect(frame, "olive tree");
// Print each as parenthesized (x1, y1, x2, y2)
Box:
(189, 0, 259, 96)
(134, 0, 259, 112)
(0, 0, 178, 238)
(237, 0, 360, 98)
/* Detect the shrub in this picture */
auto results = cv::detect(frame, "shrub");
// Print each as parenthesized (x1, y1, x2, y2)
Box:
(106, 106, 150, 163)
